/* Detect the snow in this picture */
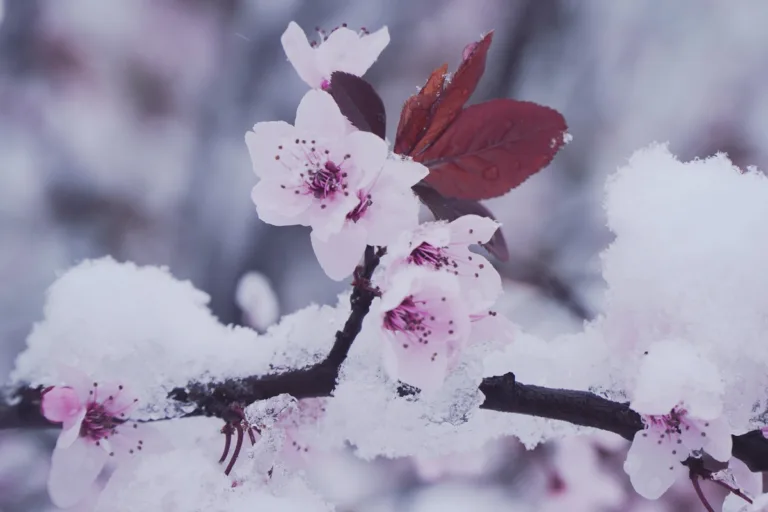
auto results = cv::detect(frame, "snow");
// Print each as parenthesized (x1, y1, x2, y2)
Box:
(94, 447, 332, 511)
(598, 144, 768, 431)
(10, 257, 348, 420)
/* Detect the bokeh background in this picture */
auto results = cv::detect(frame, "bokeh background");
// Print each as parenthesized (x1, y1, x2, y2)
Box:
(2, 0, 766, 510)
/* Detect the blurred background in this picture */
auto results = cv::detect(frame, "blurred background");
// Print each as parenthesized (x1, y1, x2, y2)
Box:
(1, 0, 766, 510)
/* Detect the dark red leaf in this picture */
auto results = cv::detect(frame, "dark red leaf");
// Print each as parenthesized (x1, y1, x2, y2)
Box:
(417, 98, 568, 201)
(328, 72, 386, 139)
(413, 183, 509, 261)
(411, 31, 494, 155)
(394, 64, 448, 155)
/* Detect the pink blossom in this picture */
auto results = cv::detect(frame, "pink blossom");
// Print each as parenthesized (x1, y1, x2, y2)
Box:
(383, 215, 502, 309)
(281, 22, 390, 89)
(247, 89, 426, 281)
(377, 267, 472, 391)
(310, 157, 427, 280)
(40, 369, 164, 508)
(274, 398, 328, 470)
(623, 340, 731, 500)
(624, 407, 731, 500)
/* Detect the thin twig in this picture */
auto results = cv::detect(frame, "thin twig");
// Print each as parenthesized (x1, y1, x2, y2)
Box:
(690, 472, 715, 512)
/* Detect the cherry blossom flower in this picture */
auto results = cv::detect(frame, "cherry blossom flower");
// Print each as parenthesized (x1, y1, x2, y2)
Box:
(623, 340, 732, 500)
(310, 157, 427, 280)
(281, 21, 390, 89)
(40, 369, 164, 508)
(383, 215, 502, 309)
(247, 89, 426, 281)
(377, 267, 472, 392)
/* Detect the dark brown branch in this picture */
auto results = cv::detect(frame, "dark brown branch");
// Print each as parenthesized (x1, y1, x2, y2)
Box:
(3, 245, 768, 475)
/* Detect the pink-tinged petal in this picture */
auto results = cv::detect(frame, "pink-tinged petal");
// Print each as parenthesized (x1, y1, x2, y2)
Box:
(448, 247, 502, 310)
(310, 224, 367, 281)
(48, 438, 109, 508)
(281, 22, 323, 88)
(380, 330, 452, 393)
(380, 158, 429, 188)
(96, 383, 138, 418)
(315, 27, 361, 78)
(379, 269, 470, 391)
(360, 177, 421, 247)
(701, 418, 732, 462)
(245, 121, 296, 180)
(470, 312, 516, 350)
(295, 90, 348, 137)
(449, 215, 500, 245)
(623, 430, 685, 500)
(57, 365, 96, 404)
(42, 387, 83, 424)
(344, 131, 389, 188)
(318, 26, 389, 78)
(57, 408, 87, 450)
(251, 182, 312, 225)
(108, 423, 170, 464)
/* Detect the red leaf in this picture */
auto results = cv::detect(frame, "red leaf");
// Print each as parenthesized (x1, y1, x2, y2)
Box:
(411, 31, 494, 155)
(394, 64, 447, 155)
(417, 99, 568, 201)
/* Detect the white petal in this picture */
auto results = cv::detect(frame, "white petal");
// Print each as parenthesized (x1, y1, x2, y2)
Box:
(449, 215, 500, 245)
(56, 408, 86, 449)
(345, 131, 389, 188)
(318, 26, 390, 78)
(251, 182, 311, 225)
(295, 90, 348, 138)
(379, 329, 451, 393)
(450, 247, 502, 310)
(358, 175, 419, 247)
(381, 158, 429, 188)
(310, 224, 367, 281)
(48, 439, 109, 508)
(624, 430, 686, 500)
(281, 22, 323, 88)
(245, 121, 296, 179)
(702, 417, 733, 462)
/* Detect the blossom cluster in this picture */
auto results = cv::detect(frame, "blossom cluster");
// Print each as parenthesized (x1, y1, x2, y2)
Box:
(247, 23, 512, 392)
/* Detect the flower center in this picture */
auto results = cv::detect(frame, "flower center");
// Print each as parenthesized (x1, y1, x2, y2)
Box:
(309, 161, 345, 199)
(80, 403, 118, 441)
(347, 191, 372, 222)
(384, 296, 425, 333)
(408, 242, 451, 269)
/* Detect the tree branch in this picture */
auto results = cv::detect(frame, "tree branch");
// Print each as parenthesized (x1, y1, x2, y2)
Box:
(3, 245, 768, 475)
